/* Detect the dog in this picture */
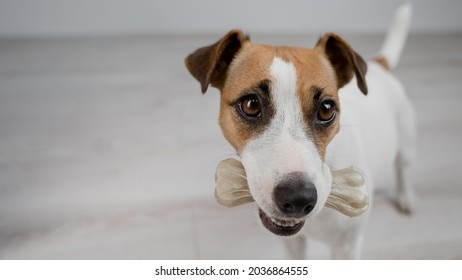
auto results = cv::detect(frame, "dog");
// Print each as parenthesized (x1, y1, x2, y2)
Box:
(185, 3, 416, 259)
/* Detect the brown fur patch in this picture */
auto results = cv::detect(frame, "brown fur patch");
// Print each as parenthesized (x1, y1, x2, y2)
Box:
(185, 30, 249, 93)
(270, 47, 340, 158)
(374, 55, 390, 70)
(316, 33, 368, 95)
(219, 44, 275, 152)
(186, 31, 366, 158)
(219, 44, 341, 157)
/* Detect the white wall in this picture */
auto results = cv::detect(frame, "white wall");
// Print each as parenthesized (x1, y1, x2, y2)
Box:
(0, 0, 461, 37)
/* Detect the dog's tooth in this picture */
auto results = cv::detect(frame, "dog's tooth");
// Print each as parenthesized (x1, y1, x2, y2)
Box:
(269, 217, 299, 228)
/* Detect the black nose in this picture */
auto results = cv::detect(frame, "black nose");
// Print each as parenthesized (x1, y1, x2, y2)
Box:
(273, 172, 317, 217)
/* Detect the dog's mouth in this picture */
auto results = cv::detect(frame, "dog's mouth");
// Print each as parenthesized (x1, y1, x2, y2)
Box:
(258, 208, 305, 236)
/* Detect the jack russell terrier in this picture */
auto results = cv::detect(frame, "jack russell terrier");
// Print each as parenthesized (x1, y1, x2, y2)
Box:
(185, 3, 416, 259)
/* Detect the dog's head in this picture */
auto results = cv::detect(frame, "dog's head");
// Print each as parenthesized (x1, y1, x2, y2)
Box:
(185, 30, 367, 236)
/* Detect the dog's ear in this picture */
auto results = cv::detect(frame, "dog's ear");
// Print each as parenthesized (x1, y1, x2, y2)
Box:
(185, 30, 249, 93)
(316, 33, 368, 95)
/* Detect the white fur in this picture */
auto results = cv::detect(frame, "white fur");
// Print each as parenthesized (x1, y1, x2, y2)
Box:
(301, 62, 416, 259)
(240, 57, 332, 219)
(241, 4, 416, 259)
(280, 62, 416, 259)
(378, 2, 413, 69)
(240, 59, 410, 259)
(291, 4, 415, 259)
(234, 4, 415, 259)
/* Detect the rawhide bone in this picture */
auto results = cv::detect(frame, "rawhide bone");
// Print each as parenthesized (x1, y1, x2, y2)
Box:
(215, 158, 369, 217)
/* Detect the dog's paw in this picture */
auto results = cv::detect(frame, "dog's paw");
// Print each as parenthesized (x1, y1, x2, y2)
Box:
(396, 189, 416, 214)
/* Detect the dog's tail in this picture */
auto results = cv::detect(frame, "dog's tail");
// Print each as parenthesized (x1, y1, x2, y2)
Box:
(375, 3, 412, 70)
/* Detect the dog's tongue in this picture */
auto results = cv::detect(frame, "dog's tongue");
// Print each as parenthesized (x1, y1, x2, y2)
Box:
(214, 158, 369, 217)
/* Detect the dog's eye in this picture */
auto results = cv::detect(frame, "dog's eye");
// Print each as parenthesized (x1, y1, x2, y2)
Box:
(238, 95, 261, 118)
(317, 100, 336, 122)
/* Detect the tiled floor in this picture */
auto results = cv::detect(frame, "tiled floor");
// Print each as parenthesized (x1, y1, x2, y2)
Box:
(0, 32, 461, 259)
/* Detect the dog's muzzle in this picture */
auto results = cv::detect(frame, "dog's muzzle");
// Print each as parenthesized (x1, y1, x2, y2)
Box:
(259, 172, 317, 236)
(274, 172, 317, 218)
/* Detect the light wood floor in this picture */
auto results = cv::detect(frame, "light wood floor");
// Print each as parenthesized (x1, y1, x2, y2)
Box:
(0, 32, 461, 259)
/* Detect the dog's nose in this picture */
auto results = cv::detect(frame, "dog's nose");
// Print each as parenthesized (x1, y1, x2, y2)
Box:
(273, 172, 317, 217)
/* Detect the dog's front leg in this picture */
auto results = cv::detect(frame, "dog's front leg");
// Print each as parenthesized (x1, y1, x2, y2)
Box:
(331, 232, 364, 259)
(395, 104, 417, 213)
(327, 211, 370, 260)
(283, 235, 306, 259)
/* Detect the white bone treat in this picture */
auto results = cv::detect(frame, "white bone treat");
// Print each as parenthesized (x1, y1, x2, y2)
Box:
(215, 158, 369, 217)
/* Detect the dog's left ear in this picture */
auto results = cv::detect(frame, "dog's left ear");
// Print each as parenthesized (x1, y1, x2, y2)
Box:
(185, 30, 249, 94)
(316, 33, 368, 95)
